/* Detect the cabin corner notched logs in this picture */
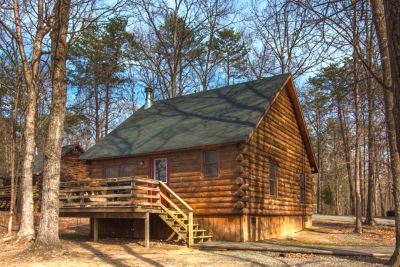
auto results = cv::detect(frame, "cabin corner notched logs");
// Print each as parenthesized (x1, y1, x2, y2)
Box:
(234, 145, 250, 210)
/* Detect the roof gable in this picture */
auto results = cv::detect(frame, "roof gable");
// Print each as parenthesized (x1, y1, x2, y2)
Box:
(80, 74, 290, 160)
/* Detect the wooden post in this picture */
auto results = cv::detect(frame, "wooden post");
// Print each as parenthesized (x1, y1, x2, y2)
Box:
(79, 190, 84, 207)
(89, 217, 94, 238)
(130, 180, 135, 206)
(188, 211, 193, 247)
(144, 212, 150, 248)
(240, 215, 248, 242)
(93, 217, 98, 242)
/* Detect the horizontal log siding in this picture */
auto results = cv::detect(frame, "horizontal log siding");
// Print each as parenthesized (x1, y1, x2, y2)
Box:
(87, 145, 240, 215)
(61, 150, 90, 182)
(168, 145, 240, 214)
(245, 86, 314, 216)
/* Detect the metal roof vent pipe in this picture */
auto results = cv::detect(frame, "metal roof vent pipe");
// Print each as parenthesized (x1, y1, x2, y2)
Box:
(144, 87, 153, 109)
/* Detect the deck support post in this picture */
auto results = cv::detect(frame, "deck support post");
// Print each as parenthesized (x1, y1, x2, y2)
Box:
(93, 217, 99, 242)
(188, 211, 193, 247)
(240, 215, 248, 242)
(144, 212, 150, 248)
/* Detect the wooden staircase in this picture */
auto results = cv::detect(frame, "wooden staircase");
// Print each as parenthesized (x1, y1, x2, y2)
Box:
(157, 181, 212, 246)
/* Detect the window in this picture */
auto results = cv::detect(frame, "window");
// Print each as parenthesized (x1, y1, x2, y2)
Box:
(300, 173, 306, 203)
(105, 165, 119, 178)
(154, 158, 168, 182)
(269, 160, 277, 196)
(105, 164, 135, 178)
(203, 150, 219, 177)
(121, 165, 135, 177)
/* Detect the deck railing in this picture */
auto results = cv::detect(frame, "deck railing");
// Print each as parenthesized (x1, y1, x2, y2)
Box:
(0, 185, 11, 199)
(59, 176, 160, 210)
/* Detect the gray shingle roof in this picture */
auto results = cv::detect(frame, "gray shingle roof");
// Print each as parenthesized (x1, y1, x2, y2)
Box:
(80, 74, 290, 160)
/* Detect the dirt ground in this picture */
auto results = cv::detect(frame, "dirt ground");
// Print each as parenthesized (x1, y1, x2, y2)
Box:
(270, 220, 395, 247)
(0, 214, 393, 266)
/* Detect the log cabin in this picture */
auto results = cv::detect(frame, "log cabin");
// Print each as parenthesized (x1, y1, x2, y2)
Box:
(0, 144, 88, 210)
(60, 74, 317, 244)
(33, 144, 88, 183)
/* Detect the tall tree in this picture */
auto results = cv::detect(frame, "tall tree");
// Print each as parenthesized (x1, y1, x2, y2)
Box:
(214, 28, 248, 86)
(351, 0, 362, 234)
(131, 0, 201, 99)
(35, 0, 71, 248)
(190, 0, 235, 91)
(69, 18, 133, 142)
(382, 0, 400, 265)
(303, 76, 329, 214)
(0, 0, 52, 241)
(365, 6, 377, 226)
(249, 0, 327, 78)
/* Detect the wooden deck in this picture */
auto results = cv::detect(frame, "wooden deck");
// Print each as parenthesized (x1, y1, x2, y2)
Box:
(59, 176, 161, 216)
(59, 176, 212, 247)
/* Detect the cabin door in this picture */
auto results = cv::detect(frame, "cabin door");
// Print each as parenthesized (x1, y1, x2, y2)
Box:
(152, 158, 169, 206)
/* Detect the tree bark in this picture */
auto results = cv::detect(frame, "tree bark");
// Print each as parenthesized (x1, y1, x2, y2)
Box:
(35, 0, 71, 248)
(335, 94, 354, 214)
(9, 0, 48, 241)
(365, 12, 377, 225)
(8, 51, 21, 234)
(94, 81, 100, 143)
(382, 0, 400, 265)
(105, 81, 109, 136)
(352, 0, 362, 234)
(370, 0, 400, 264)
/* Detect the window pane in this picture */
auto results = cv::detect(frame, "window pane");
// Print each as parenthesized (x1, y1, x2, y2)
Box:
(269, 161, 276, 181)
(203, 151, 219, 177)
(204, 163, 218, 177)
(121, 165, 135, 177)
(269, 160, 277, 196)
(204, 151, 218, 164)
(154, 159, 167, 182)
(105, 166, 119, 178)
(270, 180, 276, 196)
(300, 174, 306, 203)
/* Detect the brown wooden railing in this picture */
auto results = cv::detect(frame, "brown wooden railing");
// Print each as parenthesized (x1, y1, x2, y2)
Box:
(59, 176, 160, 210)
(0, 185, 11, 199)
(59, 177, 200, 246)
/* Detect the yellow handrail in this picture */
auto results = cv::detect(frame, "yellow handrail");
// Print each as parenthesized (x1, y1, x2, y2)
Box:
(158, 181, 194, 246)
(159, 181, 193, 211)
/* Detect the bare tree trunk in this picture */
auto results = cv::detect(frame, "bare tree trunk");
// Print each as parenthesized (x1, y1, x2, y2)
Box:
(316, 110, 321, 214)
(336, 95, 354, 214)
(8, 54, 21, 234)
(94, 82, 100, 143)
(18, 83, 38, 241)
(382, 0, 400, 265)
(365, 13, 377, 225)
(352, 0, 362, 234)
(370, 0, 400, 264)
(35, 0, 71, 248)
(104, 81, 109, 136)
(4, 0, 49, 241)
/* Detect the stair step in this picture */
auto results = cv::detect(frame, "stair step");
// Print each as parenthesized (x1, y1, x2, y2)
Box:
(193, 235, 213, 239)
(179, 229, 206, 233)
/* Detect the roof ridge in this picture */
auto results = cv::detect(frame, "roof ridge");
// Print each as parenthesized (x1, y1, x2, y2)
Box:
(80, 74, 291, 160)
(150, 74, 291, 107)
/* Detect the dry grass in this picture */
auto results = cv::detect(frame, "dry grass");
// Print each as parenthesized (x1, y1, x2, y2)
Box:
(0, 213, 392, 266)
(270, 220, 395, 247)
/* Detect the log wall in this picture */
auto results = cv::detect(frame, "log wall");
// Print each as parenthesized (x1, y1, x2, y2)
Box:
(87, 144, 241, 216)
(61, 149, 90, 182)
(242, 85, 314, 217)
